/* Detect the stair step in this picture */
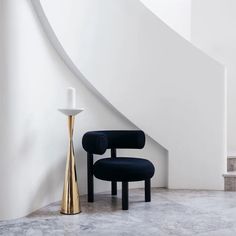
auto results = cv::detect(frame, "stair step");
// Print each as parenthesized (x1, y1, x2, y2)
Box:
(223, 171, 236, 177)
(223, 157, 236, 191)
(227, 156, 236, 172)
(223, 171, 236, 191)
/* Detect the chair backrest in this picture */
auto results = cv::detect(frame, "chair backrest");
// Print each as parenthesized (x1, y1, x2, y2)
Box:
(82, 130, 145, 155)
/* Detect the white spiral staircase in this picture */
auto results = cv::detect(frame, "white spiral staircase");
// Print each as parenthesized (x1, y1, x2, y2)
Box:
(0, 0, 226, 220)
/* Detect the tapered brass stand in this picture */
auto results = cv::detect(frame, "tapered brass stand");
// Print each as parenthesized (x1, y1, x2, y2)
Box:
(61, 115, 81, 214)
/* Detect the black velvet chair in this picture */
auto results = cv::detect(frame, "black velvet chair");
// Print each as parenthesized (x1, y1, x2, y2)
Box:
(82, 130, 155, 210)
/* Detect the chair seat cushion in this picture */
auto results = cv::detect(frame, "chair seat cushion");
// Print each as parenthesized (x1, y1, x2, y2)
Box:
(93, 157, 155, 182)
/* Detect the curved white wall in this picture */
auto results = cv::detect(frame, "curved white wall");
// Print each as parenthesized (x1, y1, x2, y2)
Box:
(39, 0, 226, 190)
(0, 0, 167, 220)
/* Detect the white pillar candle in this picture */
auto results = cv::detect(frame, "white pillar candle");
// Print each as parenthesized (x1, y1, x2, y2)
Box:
(66, 87, 76, 109)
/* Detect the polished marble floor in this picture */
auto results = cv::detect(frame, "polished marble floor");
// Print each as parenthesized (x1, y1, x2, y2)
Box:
(1, 188, 236, 235)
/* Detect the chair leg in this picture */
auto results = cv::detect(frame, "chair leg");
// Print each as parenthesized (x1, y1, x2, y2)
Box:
(145, 179, 151, 202)
(111, 149, 117, 196)
(111, 181, 117, 195)
(122, 181, 129, 210)
(87, 153, 94, 202)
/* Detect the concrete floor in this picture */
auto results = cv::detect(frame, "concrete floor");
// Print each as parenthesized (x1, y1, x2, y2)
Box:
(1, 188, 236, 235)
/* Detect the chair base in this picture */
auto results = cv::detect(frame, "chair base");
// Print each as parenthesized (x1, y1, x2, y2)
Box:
(87, 179, 151, 210)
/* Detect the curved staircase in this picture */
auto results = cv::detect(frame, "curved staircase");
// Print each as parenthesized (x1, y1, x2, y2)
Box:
(33, 0, 226, 190)
(0, 0, 228, 221)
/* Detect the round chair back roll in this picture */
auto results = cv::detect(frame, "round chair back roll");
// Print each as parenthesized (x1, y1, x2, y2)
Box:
(82, 130, 145, 154)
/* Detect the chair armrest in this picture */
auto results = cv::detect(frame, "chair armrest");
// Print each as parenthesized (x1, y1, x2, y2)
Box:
(82, 132, 108, 155)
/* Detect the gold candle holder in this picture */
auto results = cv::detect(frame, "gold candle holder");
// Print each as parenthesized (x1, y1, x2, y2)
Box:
(58, 108, 84, 215)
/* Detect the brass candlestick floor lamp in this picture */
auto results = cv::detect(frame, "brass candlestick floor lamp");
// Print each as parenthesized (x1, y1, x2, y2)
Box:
(58, 108, 84, 215)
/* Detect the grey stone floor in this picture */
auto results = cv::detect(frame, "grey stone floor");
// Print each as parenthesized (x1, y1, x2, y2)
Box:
(1, 188, 236, 235)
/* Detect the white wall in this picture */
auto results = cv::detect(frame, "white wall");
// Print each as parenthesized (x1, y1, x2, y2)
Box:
(140, 0, 191, 40)
(39, 0, 226, 192)
(0, 0, 167, 220)
(191, 0, 236, 156)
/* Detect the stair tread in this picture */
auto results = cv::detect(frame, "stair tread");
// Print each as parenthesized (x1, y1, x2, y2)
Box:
(223, 171, 236, 177)
(228, 156, 236, 159)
